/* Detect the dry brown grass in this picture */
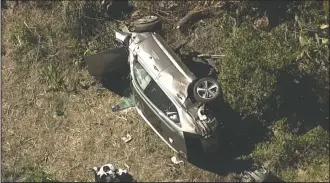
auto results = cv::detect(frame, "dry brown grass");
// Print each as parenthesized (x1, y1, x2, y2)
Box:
(1, 2, 226, 182)
(4, 1, 328, 182)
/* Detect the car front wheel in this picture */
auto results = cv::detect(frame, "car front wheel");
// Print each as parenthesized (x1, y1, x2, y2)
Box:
(130, 15, 162, 33)
(193, 77, 221, 103)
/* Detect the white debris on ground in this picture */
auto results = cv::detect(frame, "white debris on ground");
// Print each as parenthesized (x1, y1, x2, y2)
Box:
(240, 166, 270, 182)
(120, 107, 134, 114)
(171, 156, 184, 165)
(124, 164, 130, 170)
(117, 168, 128, 176)
(121, 134, 133, 143)
(93, 163, 133, 182)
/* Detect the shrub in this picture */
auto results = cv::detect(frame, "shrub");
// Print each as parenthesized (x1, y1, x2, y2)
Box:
(61, 1, 120, 53)
(293, 1, 329, 105)
(219, 0, 328, 117)
(2, 163, 56, 182)
(251, 118, 329, 182)
(219, 24, 298, 115)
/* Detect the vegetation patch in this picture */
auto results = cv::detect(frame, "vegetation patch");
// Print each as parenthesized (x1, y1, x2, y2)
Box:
(2, 0, 328, 182)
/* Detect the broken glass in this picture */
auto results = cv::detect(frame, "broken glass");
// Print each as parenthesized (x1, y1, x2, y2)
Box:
(112, 89, 136, 112)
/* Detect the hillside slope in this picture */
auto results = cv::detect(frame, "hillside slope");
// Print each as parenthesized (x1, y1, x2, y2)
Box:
(1, 1, 329, 182)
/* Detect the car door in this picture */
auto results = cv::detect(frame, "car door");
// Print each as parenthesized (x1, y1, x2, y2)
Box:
(131, 60, 185, 155)
(142, 80, 187, 157)
(85, 46, 130, 96)
(84, 46, 128, 80)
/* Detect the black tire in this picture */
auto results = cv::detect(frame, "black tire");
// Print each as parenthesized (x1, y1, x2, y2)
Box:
(131, 15, 162, 33)
(193, 77, 221, 103)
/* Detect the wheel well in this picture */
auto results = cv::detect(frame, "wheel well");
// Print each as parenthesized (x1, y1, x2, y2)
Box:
(187, 78, 199, 103)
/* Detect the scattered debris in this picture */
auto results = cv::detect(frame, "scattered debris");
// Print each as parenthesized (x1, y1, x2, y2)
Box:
(121, 134, 132, 143)
(118, 168, 128, 175)
(112, 93, 136, 112)
(93, 163, 136, 182)
(53, 110, 64, 118)
(101, 0, 113, 11)
(240, 166, 270, 182)
(171, 155, 184, 165)
(124, 164, 130, 170)
(263, 161, 271, 169)
(196, 54, 225, 59)
(253, 14, 270, 29)
(79, 81, 90, 90)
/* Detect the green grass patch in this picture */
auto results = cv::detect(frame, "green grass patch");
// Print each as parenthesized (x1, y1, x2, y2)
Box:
(250, 118, 329, 182)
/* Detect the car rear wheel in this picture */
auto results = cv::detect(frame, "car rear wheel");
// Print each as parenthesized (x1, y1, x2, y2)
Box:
(193, 77, 221, 103)
(130, 15, 162, 32)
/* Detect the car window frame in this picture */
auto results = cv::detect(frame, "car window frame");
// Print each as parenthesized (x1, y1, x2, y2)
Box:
(132, 60, 181, 126)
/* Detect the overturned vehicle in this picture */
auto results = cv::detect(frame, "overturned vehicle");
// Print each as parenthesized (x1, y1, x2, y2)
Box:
(85, 16, 222, 160)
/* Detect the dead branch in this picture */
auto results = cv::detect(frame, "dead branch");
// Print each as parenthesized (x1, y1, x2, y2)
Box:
(197, 54, 225, 59)
(175, 6, 224, 31)
(152, 12, 176, 22)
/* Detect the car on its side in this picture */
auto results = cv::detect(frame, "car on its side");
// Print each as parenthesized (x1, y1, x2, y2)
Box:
(85, 16, 223, 161)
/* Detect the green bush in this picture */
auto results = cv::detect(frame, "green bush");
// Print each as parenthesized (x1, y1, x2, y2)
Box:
(218, 1, 328, 116)
(251, 118, 329, 182)
(219, 24, 298, 115)
(2, 164, 56, 182)
(293, 1, 329, 104)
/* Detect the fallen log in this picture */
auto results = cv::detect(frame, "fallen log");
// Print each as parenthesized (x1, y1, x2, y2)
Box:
(175, 6, 224, 31)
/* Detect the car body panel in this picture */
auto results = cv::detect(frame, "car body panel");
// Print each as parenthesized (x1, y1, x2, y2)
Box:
(130, 32, 196, 106)
(129, 54, 197, 135)
(131, 75, 188, 158)
(156, 65, 193, 105)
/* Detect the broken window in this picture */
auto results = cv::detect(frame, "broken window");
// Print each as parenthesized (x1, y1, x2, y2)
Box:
(145, 81, 177, 115)
(133, 61, 179, 124)
(132, 61, 152, 91)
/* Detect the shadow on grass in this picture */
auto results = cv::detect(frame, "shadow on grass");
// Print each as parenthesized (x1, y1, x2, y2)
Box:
(187, 100, 270, 176)
(1, 0, 7, 9)
(73, 0, 133, 40)
(102, 0, 134, 20)
(257, 0, 298, 28)
(264, 174, 286, 182)
(186, 64, 328, 176)
(178, 52, 271, 175)
(262, 67, 329, 134)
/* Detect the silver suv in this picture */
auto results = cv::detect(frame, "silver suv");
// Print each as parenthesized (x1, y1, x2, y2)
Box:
(85, 16, 222, 161)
